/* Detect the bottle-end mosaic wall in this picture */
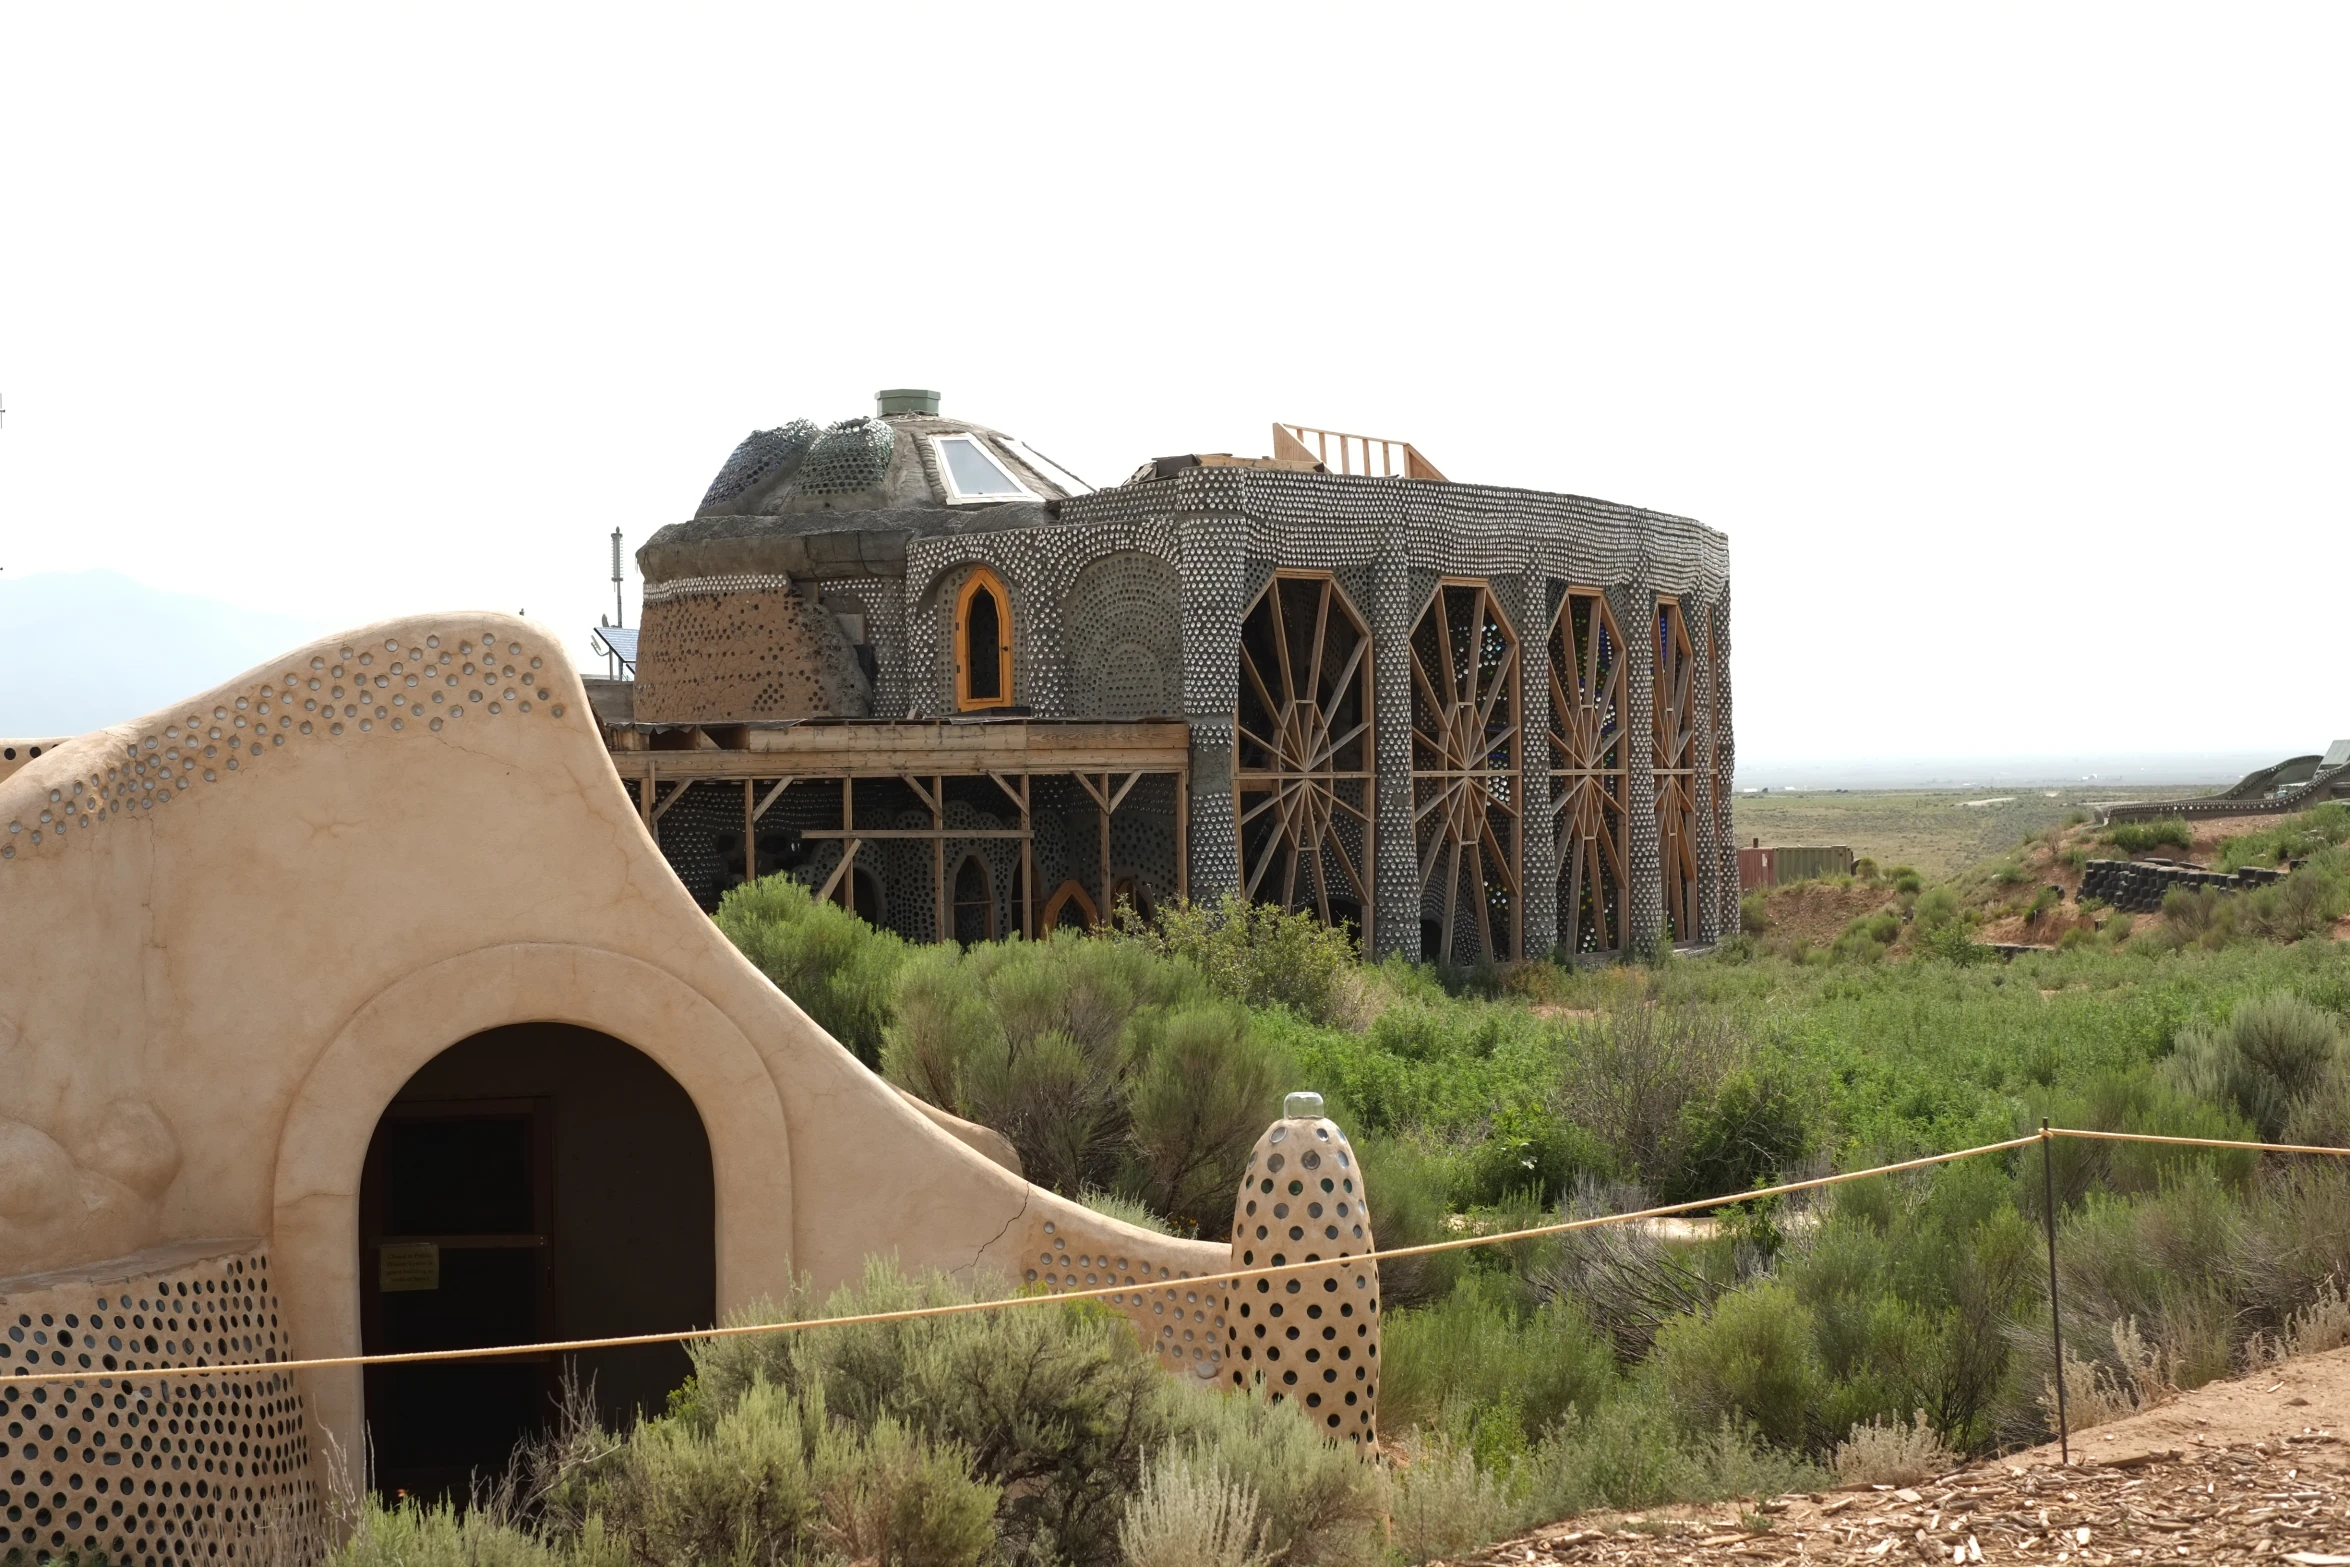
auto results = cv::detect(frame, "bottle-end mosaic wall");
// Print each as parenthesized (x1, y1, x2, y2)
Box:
(0, 1242, 315, 1567)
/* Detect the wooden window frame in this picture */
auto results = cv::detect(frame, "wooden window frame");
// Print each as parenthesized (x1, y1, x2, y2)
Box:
(1040, 878, 1099, 932)
(1407, 576, 1523, 965)
(954, 567, 1015, 711)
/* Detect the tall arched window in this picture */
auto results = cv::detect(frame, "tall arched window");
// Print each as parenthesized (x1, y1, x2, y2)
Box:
(951, 853, 994, 944)
(955, 568, 1014, 710)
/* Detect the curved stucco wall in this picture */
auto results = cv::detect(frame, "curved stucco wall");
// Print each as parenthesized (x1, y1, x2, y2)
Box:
(0, 612, 1221, 1485)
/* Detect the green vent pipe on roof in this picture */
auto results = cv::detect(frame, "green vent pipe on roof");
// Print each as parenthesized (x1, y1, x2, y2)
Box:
(876, 388, 941, 416)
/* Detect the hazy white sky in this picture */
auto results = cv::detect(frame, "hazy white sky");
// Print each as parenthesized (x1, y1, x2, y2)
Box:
(2, 3, 2342, 767)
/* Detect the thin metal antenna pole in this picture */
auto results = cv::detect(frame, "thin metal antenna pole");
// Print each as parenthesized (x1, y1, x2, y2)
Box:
(610, 528, 626, 680)
(611, 528, 626, 627)
(2043, 1118, 2069, 1465)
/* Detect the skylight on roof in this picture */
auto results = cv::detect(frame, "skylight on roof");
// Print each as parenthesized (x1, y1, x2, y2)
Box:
(931, 434, 1036, 502)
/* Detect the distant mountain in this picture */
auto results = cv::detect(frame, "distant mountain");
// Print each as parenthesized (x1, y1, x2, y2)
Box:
(0, 571, 339, 736)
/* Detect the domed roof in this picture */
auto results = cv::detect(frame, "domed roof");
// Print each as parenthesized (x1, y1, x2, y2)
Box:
(639, 394, 1092, 586)
(691, 396, 1091, 517)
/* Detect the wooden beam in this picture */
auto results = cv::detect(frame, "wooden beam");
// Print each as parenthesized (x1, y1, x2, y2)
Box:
(751, 777, 793, 822)
(801, 827, 1029, 841)
(743, 779, 755, 891)
(649, 780, 691, 823)
(816, 839, 862, 903)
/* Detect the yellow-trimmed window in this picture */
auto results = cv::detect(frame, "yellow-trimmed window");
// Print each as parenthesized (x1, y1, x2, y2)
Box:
(955, 567, 1014, 710)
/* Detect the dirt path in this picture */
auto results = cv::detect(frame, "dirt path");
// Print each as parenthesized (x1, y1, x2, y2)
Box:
(1442, 1348, 2350, 1564)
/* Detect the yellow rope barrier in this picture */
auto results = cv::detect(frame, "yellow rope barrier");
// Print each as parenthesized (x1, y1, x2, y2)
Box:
(2051, 1126, 2350, 1158)
(4, 1126, 2341, 1391)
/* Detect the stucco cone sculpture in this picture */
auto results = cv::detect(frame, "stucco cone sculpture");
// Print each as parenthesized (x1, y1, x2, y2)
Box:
(1225, 1091, 1380, 1445)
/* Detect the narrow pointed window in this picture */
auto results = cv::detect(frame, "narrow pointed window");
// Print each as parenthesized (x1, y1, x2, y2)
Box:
(956, 568, 1013, 710)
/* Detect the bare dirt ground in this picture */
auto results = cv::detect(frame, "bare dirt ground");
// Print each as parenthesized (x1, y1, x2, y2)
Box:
(1758, 881, 1903, 949)
(1440, 1348, 2350, 1565)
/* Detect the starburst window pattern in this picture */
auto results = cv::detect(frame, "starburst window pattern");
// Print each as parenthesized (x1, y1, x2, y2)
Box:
(1548, 589, 1629, 955)
(1409, 580, 1521, 964)
(1233, 573, 1374, 935)
(1653, 599, 1701, 944)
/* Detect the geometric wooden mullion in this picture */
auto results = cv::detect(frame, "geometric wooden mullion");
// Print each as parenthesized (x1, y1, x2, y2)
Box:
(1408, 578, 1522, 965)
(1233, 572, 1376, 937)
(1652, 598, 1701, 945)
(1548, 588, 1628, 955)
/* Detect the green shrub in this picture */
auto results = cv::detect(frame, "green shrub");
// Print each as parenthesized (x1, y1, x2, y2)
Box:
(527, 1376, 999, 1567)
(1911, 886, 1961, 933)
(1671, 1063, 1814, 1202)
(1890, 866, 1924, 896)
(2024, 886, 2060, 923)
(880, 934, 1283, 1231)
(1518, 1398, 1826, 1519)
(1121, 1002, 1292, 1232)
(1831, 1410, 1955, 1486)
(2215, 803, 2350, 871)
(1854, 857, 1880, 882)
(2234, 854, 2350, 943)
(684, 1260, 1181, 1567)
(1739, 892, 1770, 936)
(1913, 921, 1991, 966)
(1351, 1133, 1468, 1308)
(2165, 992, 2345, 1141)
(1378, 1273, 1617, 1439)
(812, 1413, 1001, 1567)
(1554, 1004, 1748, 1190)
(1388, 1434, 1519, 1565)
(717, 874, 909, 1067)
(1120, 895, 1359, 1025)
(1167, 1380, 1389, 1567)
(333, 1497, 567, 1567)
(2107, 819, 2193, 855)
(1117, 1450, 1270, 1567)
(1650, 1279, 1825, 1450)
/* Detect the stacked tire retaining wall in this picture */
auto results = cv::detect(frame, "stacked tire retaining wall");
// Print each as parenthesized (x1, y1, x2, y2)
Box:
(2080, 858, 2287, 913)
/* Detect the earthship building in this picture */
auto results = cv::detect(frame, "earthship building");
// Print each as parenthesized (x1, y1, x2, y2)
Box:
(605, 390, 1736, 963)
(0, 388, 1730, 1554)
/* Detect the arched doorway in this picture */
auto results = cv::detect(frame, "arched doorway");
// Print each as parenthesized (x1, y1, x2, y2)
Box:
(359, 1024, 715, 1499)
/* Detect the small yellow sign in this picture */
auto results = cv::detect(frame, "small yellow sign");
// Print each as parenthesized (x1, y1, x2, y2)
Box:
(379, 1242, 440, 1292)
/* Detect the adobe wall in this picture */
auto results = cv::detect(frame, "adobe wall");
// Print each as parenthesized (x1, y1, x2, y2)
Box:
(0, 614, 1222, 1494)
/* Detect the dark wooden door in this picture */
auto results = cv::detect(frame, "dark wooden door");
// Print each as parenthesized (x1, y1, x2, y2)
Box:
(360, 1097, 556, 1500)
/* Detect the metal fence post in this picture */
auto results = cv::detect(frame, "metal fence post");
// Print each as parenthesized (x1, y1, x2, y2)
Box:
(2042, 1119, 2069, 1465)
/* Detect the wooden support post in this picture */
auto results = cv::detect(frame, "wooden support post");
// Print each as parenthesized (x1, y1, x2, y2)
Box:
(1098, 772, 1113, 927)
(639, 770, 654, 830)
(840, 776, 853, 909)
(1020, 775, 1033, 940)
(1175, 764, 1189, 904)
(743, 779, 755, 890)
(931, 773, 947, 942)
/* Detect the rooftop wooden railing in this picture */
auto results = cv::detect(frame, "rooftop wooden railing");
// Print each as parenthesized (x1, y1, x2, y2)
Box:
(1273, 423, 1448, 481)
